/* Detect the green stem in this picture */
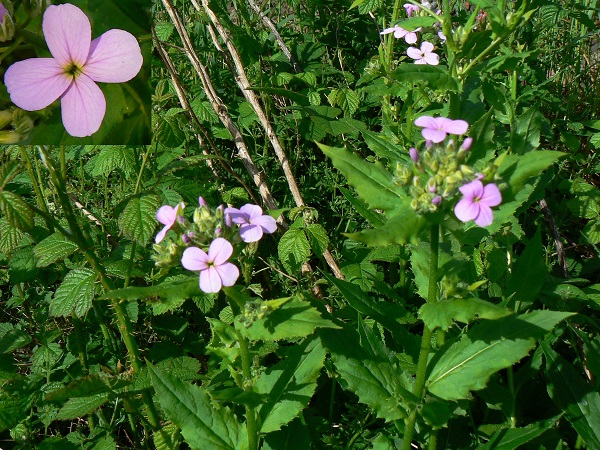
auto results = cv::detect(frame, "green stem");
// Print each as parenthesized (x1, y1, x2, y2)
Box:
(507, 367, 517, 427)
(402, 223, 439, 450)
(237, 329, 258, 450)
(428, 429, 438, 450)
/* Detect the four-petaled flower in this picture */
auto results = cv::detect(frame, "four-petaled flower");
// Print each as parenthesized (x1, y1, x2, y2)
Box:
(404, 3, 420, 16)
(407, 41, 439, 65)
(225, 204, 277, 243)
(155, 202, 185, 244)
(4, 3, 143, 137)
(181, 238, 240, 293)
(414, 116, 468, 143)
(454, 180, 502, 227)
(380, 25, 421, 44)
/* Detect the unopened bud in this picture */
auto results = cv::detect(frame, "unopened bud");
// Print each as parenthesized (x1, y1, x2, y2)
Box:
(410, 199, 419, 211)
(198, 196, 207, 207)
(0, 130, 22, 144)
(0, 110, 12, 129)
(409, 147, 419, 163)
(460, 137, 473, 151)
(460, 165, 474, 176)
(432, 195, 442, 205)
(23, 0, 46, 18)
(0, 4, 14, 42)
(427, 178, 437, 192)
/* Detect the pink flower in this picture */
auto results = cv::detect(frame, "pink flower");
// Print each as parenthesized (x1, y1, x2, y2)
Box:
(155, 202, 185, 244)
(225, 204, 277, 243)
(0, 3, 8, 21)
(407, 41, 439, 65)
(4, 3, 143, 137)
(414, 116, 469, 143)
(181, 238, 240, 293)
(454, 180, 502, 227)
(404, 3, 420, 16)
(380, 25, 421, 44)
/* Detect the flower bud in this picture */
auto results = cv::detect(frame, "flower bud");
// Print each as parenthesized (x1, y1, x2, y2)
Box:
(432, 195, 442, 205)
(0, 3, 14, 42)
(410, 199, 419, 211)
(460, 165, 474, 176)
(460, 137, 473, 151)
(23, 0, 46, 18)
(427, 178, 437, 192)
(409, 147, 419, 163)
(0, 130, 22, 144)
(0, 110, 12, 129)
(198, 196, 207, 207)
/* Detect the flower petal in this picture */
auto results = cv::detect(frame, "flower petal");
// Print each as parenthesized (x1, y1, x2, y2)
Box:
(252, 214, 277, 234)
(421, 128, 447, 143)
(443, 119, 469, 135)
(200, 267, 222, 293)
(181, 247, 209, 271)
(458, 180, 483, 199)
(424, 52, 439, 65)
(404, 32, 418, 44)
(454, 198, 480, 223)
(156, 205, 176, 226)
(4, 58, 71, 111)
(154, 227, 168, 244)
(60, 74, 106, 137)
(414, 116, 438, 129)
(215, 262, 240, 287)
(240, 204, 263, 219)
(474, 205, 494, 227)
(208, 238, 234, 266)
(481, 183, 502, 207)
(421, 41, 435, 52)
(240, 224, 263, 243)
(380, 27, 396, 35)
(225, 207, 248, 225)
(394, 27, 408, 39)
(43, 4, 91, 66)
(406, 47, 423, 59)
(84, 29, 143, 83)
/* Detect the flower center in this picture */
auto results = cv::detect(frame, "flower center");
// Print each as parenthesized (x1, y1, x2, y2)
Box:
(63, 62, 83, 79)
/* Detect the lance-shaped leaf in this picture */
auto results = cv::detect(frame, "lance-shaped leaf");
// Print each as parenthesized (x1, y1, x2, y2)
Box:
(419, 298, 511, 331)
(498, 150, 565, 195)
(318, 142, 405, 211)
(148, 363, 245, 450)
(256, 336, 326, 433)
(478, 415, 560, 450)
(50, 268, 96, 317)
(427, 310, 573, 401)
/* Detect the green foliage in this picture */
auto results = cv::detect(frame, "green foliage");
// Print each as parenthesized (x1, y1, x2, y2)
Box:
(118, 193, 162, 245)
(49, 268, 96, 317)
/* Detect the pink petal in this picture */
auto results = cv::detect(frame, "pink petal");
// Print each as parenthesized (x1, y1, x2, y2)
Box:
(458, 180, 484, 199)
(481, 183, 502, 207)
(225, 207, 248, 225)
(240, 204, 263, 219)
(200, 267, 222, 293)
(421, 128, 447, 143)
(421, 41, 435, 53)
(404, 32, 418, 44)
(60, 74, 106, 137)
(251, 215, 277, 234)
(4, 58, 71, 111)
(215, 262, 240, 287)
(84, 29, 143, 83)
(406, 47, 423, 60)
(454, 198, 480, 223)
(424, 53, 440, 65)
(43, 4, 91, 66)
(474, 205, 494, 227)
(240, 224, 264, 243)
(155, 227, 168, 244)
(414, 58, 426, 65)
(156, 205, 176, 226)
(208, 238, 233, 266)
(394, 27, 408, 39)
(443, 119, 469, 135)
(380, 27, 396, 35)
(414, 116, 438, 129)
(181, 247, 209, 271)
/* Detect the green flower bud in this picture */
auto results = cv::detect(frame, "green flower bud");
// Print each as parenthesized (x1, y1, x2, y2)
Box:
(460, 165, 474, 176)
(0, 130, 22, 144)
(0, 110, 12, 129)
(410, 198, 419, 211)
(0, 4, 14, 42)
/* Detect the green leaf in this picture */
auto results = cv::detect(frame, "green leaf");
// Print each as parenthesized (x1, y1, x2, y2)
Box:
(506, 228, 546, 305)
(278, 228, 311, 274)
(0, 160, 22, 190)
(118, 193, 161, 245)
(155, 21, 174, 41)
(305, 223, 329, 256)
(419, 299, 511, 331)
(92, 147, 136, 178)
(345, 201, 427, 246)
(394, 16, 439, 30)
(361, 130, 409, 163)
(339, 187, 385, 226)
(0, 328, 31, 354)
(34, 232, 79, 268)
(478, 416, 560, 450)
(541, 342, 600, 449)
(0, 217, 23, 253)
(498, 150, 565, 194)
(101, 276, 202, 301)
(318, 142, 405, 211)
(262, 418, 311, 450)
(0, 190, 33, 231)
(427, 310, 573, 401)
(236, 296, 339, 342)
(389, 64, 461, 92)
(320, 326, 415, 421)
(50, 268, 96, 317)
(148, 363, 245, 450)
(510, 105, 542, 154)
(256, 336, 326, 433)
(328, 88, 360, 117)
(55, 393, 110, 420)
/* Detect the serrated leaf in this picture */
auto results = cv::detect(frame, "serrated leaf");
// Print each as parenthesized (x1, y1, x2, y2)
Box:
(55, 393, 110, 420)
(0, 329, 31, 354)
(34, 232, 79, 267)
(278, 228, 310, 274)
(427, 310, 573, 401)
(318, 142, 405, 211)
(256, 336, 326, 433)
(118, 193, 161, 245)
(0, 190, 33, 231)
(328, 88, 359, 117)
(390, 64, 460, 92)
(148, 363, 245, 450)
(419, 299, 511, 331)
(394, 16, 439, 30)
(305, 224, 328, 256)
(0, 160, 22, 190)
(155, 21, 174, 41)
(0, 217, 23, 253)
(361, 130, 408, 163)
(236, 296, 339, 341)
(50, 268, 96, 317)
(506, 228, 546, 305)
(92, 147, 136, 178)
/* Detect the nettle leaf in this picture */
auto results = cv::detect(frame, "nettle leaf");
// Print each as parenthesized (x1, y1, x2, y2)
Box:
(320, 326, 415, 422)
(0, 160, 22, 190)
(236, 296, 339, 342)
(34, 232, 79, 267)
(318, 142, 405, 211)
(541, 342, 600, 449)
(148, 363, 245, 450)
(256, 336, 326, 433)
(118, 193, 161, 245)
(427, 310, 573, 401)
(390, 64, 461, 92)
(278, 227, 310, 274)
(0, 326, 31, 354)
(92, 147, 136, 178)
(154, 21, 174, 41)
(55, 393, 110, 421)
(419, 299, 511, 331)
(50, 268, 96, 317)
(0, 217, 23, 253)
(305, 224, 329, 256)
(327, 88, 360, 117)
(0, 190, 33, 231)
